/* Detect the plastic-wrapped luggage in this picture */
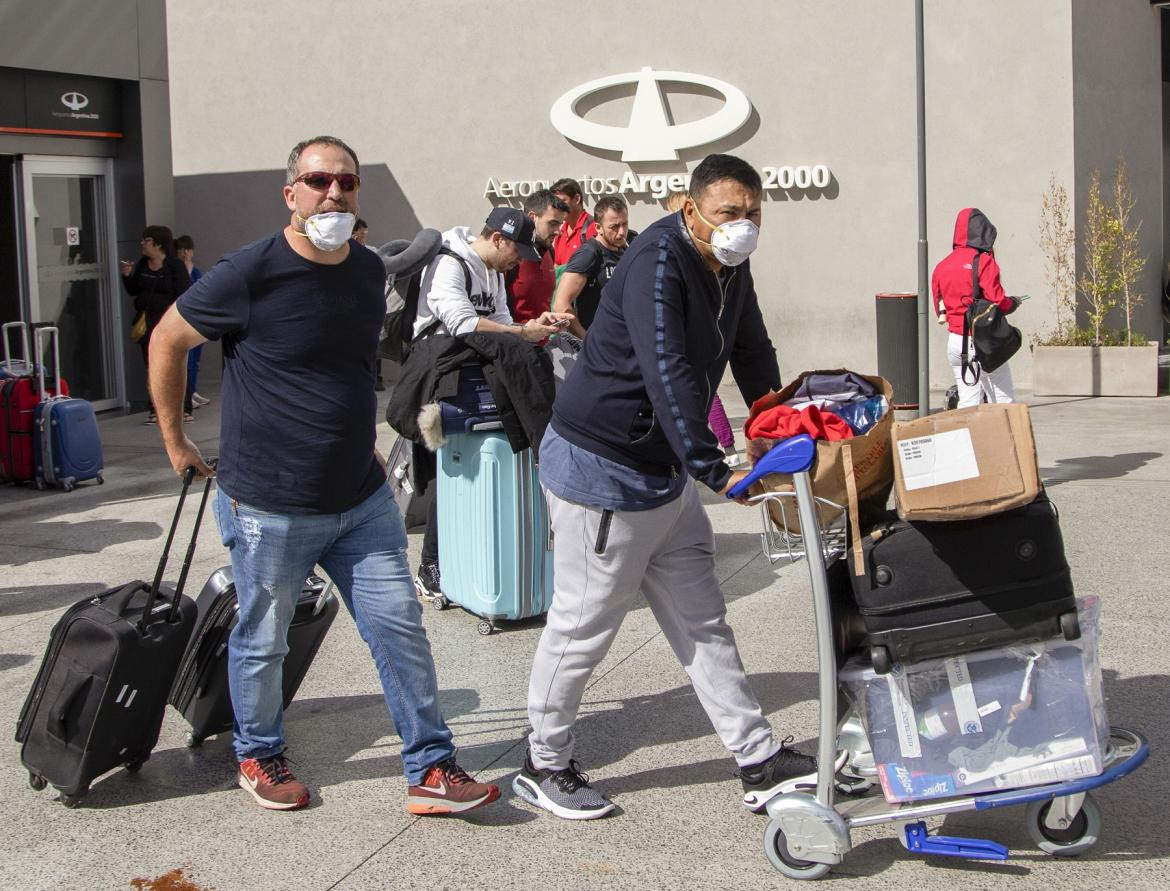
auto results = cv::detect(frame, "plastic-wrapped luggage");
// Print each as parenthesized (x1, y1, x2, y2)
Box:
(840, 597, 1108, 804)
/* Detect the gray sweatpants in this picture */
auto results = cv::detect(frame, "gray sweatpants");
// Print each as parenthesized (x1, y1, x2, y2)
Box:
(526, 483, 778, 771)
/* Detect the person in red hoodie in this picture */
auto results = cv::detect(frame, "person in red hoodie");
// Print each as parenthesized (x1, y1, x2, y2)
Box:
(932, 207, 1019, 407)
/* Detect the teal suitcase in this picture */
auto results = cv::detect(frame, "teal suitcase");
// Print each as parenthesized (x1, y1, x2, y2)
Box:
(437, 432, 553, 634)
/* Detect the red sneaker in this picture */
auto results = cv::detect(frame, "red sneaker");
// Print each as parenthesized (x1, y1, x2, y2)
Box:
(407, 757, 500, 815)
(237, 754, 310, 811)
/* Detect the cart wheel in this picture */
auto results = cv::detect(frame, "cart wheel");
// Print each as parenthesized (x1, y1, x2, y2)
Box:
(60, 793, 83, 809)
(870, 645, 892, 675)
(125, 757, 146, 773)
(764, 820, 832, 880)
(431, 595, 449, 611)
(28, 773, 46, 791)
(477, 620, 494, 636)
(1026, 794, 1100, 857)
(1060, 611, 1081, 642)
(35, 479, 46, 491)
(185, 732, 202, 748)
(97, 474, 104, 485)
(63, 480, 75, 493)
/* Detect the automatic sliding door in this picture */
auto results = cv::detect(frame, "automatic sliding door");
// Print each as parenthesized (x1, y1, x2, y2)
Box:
(21, 156, 121, 410)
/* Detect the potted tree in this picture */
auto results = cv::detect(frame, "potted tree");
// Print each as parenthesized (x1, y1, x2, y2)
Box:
(1032, 157, 1159, 397)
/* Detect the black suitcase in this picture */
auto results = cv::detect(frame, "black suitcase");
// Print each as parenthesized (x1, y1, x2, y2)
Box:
(387, 433, 433, 530)
(15, 468, 212, 806)
(846, 493, 1080, 673)
(169, 566, 339, 747)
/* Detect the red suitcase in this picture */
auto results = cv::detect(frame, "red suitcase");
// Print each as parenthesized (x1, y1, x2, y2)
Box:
(1, 322, 68, 483)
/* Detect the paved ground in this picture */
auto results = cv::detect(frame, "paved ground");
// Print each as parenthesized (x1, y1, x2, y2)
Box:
(0, 379, 1167, 891)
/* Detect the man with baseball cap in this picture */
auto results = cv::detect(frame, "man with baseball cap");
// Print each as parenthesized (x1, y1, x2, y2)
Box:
(411, 207, 571, 603)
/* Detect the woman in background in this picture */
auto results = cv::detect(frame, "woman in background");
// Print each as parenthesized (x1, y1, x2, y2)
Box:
(121, 225, 191, 423)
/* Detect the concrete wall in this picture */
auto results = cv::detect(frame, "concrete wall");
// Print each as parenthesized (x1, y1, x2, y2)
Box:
(167, 0, 1160, 390)
(0, 0, 176, 408)
(0, 0, 176, 240)
(1072, 0, 1164, 343)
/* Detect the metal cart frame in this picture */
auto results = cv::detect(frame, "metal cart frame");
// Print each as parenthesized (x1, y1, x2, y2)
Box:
(732, 435, 1149, 880)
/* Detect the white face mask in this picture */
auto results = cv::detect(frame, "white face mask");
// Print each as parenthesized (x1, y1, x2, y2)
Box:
(297, 212, 356, 252)
(690, 204, 760, 267)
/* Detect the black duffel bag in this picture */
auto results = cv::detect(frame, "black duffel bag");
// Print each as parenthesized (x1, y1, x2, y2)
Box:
(961, 249, 1021, 383)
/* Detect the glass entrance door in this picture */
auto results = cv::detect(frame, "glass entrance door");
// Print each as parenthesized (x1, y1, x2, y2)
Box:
(20, 156, 122, 410)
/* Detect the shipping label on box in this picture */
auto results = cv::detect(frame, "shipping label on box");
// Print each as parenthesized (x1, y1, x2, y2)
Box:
(892, 403, 1040, 521)
(897, 429, 980, 491)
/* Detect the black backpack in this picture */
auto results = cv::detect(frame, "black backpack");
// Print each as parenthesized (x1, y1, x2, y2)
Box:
(961, 250, 1021, 383)
(377, 233, 473, 363)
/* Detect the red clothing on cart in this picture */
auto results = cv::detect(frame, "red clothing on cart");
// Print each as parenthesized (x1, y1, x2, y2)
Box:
(745, 404, 854, 442)
(932, 207, 1015, 335)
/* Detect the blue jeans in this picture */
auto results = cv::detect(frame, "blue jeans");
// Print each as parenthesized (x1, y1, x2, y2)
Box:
(213, 483, 454, 783)
(186, 344, 203, 397)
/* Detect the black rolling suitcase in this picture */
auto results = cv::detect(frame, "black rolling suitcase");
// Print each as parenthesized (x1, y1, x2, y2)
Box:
(169, 567, 339, 747)
(386, 434, 433, 531)
(15, 468, 211, 806)
(847, 492, 1080, 674)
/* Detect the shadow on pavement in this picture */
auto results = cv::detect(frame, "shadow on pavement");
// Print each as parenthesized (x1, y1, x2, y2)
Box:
(0, 653, 33, 671)
(0, 519, 163, 566)
(1041, 452, 1162, 487)
(0, 581, 108, 616)
(69, 688, 512, 811)
(578, 669, 819, 783)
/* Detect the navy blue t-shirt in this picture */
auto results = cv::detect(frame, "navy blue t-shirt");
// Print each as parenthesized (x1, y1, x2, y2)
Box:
(177, 232, 386, 514)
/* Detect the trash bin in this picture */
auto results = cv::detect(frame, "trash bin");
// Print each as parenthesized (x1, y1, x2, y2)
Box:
(875, 292, 918, 410)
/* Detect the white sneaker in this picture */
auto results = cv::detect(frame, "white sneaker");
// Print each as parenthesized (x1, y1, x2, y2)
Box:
(191, 392, 210, 407)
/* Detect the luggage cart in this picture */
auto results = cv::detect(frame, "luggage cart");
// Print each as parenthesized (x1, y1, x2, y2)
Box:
(728, 434, 1149, 880)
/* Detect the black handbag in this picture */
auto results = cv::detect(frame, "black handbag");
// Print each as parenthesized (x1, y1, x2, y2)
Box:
(961, 250, 1021, 383)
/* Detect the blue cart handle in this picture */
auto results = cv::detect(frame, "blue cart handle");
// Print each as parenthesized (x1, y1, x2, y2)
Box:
(726, 434, 817, 499)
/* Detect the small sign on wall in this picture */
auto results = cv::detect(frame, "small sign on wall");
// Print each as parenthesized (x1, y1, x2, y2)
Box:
(65, 227, 80, 246)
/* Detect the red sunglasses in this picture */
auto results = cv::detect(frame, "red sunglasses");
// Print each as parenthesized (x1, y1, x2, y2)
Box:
(295, 171, 361, 191)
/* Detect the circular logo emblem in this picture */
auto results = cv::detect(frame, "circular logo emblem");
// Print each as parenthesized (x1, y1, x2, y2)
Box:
(61, 92, 89, 112)
(550, 68, 752, 162)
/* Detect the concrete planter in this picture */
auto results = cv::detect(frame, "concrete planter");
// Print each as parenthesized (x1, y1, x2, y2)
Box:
(1032, 342, 1159, 397)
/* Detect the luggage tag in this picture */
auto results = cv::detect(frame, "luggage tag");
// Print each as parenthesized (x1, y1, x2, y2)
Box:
(944, 656, 984, 735)
(1007, 654, 1040, 723)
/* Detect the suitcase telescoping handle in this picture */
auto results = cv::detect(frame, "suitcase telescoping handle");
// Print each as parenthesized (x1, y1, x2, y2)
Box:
(33, 326, 62, 402)
(139, 459, 218, 632)
(2, 321, 31, 376)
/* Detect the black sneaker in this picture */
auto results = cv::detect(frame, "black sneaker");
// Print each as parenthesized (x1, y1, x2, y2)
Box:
(737, 736, 819, 812)
(414, 562, 443, 603)
(512, 749, 615, 820)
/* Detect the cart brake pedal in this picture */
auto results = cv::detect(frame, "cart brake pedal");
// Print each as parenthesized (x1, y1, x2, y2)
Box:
(902, 821, 1008, 860)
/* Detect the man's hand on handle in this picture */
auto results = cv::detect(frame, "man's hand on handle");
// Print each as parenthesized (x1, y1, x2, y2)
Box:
(720, 468, 752, 505)
(164, 435, 215, 480)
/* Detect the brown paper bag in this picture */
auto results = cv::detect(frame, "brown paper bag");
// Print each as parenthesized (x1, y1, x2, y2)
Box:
(746, 369, 895, 536)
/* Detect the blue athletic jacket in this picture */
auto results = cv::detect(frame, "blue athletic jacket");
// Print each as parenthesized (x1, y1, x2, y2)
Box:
(550, 212, 780, 492)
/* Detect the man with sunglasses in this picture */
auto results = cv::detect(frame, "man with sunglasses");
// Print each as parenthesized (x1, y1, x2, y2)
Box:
(146, 136, 500, 815)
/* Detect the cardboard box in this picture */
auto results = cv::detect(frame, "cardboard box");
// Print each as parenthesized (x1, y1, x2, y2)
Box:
(840, 598, 1108, 804)
(892, 403, 1040, 521)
